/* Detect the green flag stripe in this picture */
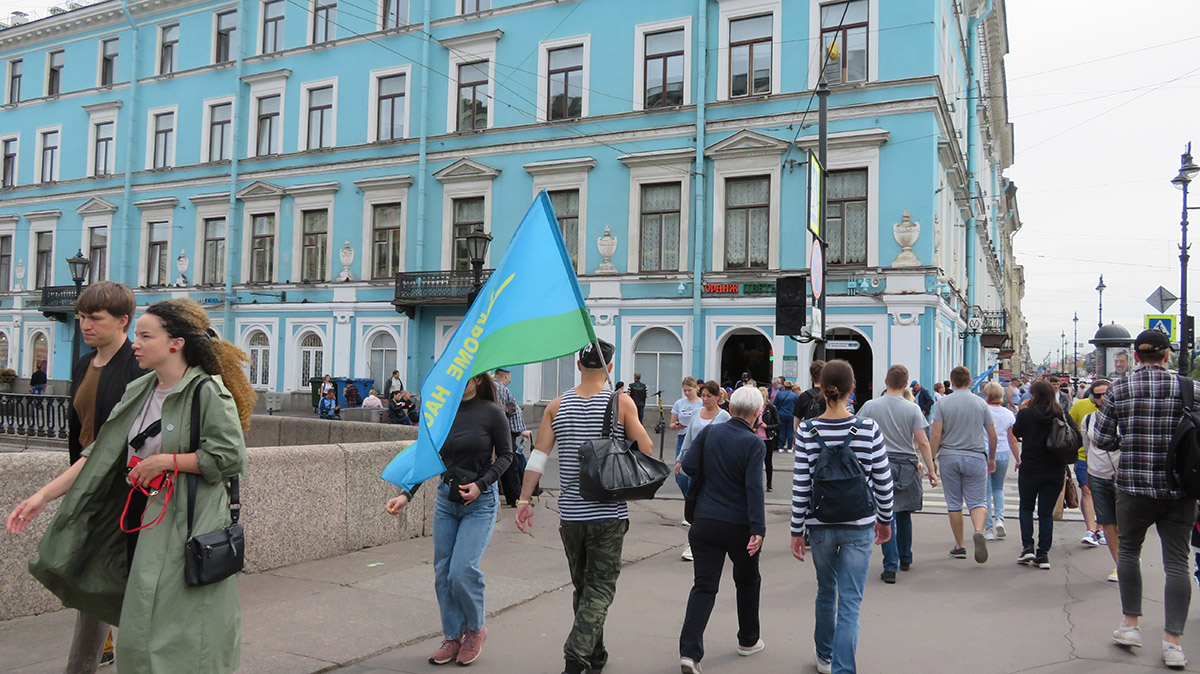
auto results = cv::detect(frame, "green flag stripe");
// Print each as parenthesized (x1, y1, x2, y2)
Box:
(469, 307, 594, 377)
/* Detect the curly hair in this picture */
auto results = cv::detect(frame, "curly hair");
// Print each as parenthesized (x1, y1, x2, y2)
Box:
(144, 299, 257, 430)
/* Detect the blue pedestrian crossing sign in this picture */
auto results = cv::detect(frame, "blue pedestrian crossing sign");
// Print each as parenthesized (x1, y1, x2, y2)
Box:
(1145, 314, 1177, 341)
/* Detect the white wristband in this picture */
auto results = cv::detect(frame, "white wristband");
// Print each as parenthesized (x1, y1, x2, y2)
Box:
(527, 449, 549, 473)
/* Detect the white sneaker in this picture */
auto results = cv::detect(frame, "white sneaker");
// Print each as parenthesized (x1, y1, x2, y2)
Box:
(681, 519, 691, 527)
(1163, 644, 1188, 669)
(737, 638, 765, 656)
(984, 528, 996, 541)
(681, 545, 693, 562)
(1107, 568, 1119, 583)
(815, 651, 832, 674)
(1112, 623, 1142, 648)
(680, 656, 702, 673)
(995, 520, 1007, 539)
(1096, 530, 1107, 545)
(1081, 531, 1099, 547)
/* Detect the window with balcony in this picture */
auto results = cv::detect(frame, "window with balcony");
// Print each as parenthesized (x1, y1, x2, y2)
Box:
(100, 38, 118, 85)
(300, 209, 328, 281)
(452, 197, 484, 271)
(821, 0, 868, 85)
(159, 24, 179, 75)
(729, 15, 771, 97)
(208, 102, 232, 161)
(88, 226, 107, 283)
(256, 95, 280, 155)
(202, 217, 226, 285)
(826, 168, 868, 265)
(305, 85, 333, 149)
(312, 0, 335, 43)
(261, 0, 284, 53)
(457, 61, 488, 132)
(152, 112, 174, 168)
(639, 182, 681, 272)
(39, 130, 59, 183)
(376, 73, 405, 141)
(46, 50, 63, 96)
(382, 0, 406, 28)
(371, 202, 402, 279)
(724, 176, 769, 270)
(8, 59, 21, 103)
(250, 214, 274, 282)
(547, 45, 584, 121)
(549, 189, 579, 267)
(215, 11, 237, 63)
(2, 139, 16, 187)
(93, 121, 115, 176)
(0, 235, 11, 291)
(645, 29, 684, 109)
(34, 231, 52, 289)
(145, 221, 169, 286)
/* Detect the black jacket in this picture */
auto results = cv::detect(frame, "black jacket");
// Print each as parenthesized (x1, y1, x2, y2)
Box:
(681, 417, 767, 536)
(1014, 404, 1078, 475)
(68, 339, 147, 464)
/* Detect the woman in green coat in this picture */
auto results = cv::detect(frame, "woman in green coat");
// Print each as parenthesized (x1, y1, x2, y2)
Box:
(6, 298, 257, 673)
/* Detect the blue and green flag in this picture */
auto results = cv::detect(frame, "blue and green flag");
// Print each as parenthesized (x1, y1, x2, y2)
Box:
(381, 191, 597, 491)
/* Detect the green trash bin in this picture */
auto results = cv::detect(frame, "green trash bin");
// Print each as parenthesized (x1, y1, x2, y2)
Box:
(309, 377, 325, 412)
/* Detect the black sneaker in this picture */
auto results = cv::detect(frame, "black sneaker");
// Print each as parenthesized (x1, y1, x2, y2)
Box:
(949, 547, 967, 559)
(1018, 548, 1036, 565)
(1036, 553, 1051, 570)
(899, 561, 911, 571)
(881, 570, 897, 584)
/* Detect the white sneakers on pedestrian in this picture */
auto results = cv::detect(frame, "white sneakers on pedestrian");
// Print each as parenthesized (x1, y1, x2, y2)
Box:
(984, 528, 996, 541)
(972, 531, 989, 563)
(1112, 623, 1142, 648)
(814, 651, 832, 674)
(736, 639, 765, 657)
(995, 520, 1007, 539)
(681, 545, 693, 562)
(1107, 568, 1119, 583)
(680, 656, 702, 673)
(1096, 529, 1108, 546)
(1163, 643, 1188, 669)
(1081, 531, 1100, 547)
(681, 519, 690, 527)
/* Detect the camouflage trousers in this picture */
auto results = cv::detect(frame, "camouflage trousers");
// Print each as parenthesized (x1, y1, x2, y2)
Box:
(559, 518, 629, 669)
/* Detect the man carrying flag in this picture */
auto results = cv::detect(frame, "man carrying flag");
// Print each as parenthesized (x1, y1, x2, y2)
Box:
(516, 339, 654, 674)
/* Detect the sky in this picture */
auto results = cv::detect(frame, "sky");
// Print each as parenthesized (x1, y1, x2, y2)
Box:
(1004, 0, 1200, 367)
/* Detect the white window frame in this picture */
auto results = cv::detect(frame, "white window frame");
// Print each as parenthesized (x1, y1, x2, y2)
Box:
(258, 0, 285, 55)
(84, 101, 121, 178)
(156, 22, 180, 76)
(144, 105, 179, 170)
(807, 0, 879, 89)
(238, 322, 277, 390)
(367, 65, 412, 143)
(618, 149, 693, 274)
(211, 8, 238, 64)
(354, 174, 412, 280)
(459, 0, 489, 15)
(434, 162, 498, 270)
(285, 320, 332, 392)
(75, 199, 117, 284)
(441, 30, 501, 134)
(298, 77, 338, 151)
(286, 181, 339, 283)
(238, 188, 283, 283)
(716, 0, 782, 102)
(96, 35, 119, 87)
(795, 128, 886, 267)
(1, 132, 19, 187)
(357, 322, 407, 388)
(45, 49, 64, 97)
(633, 17, 692, 111)
(0, 214, 17, 292)
(379, 0, 408, 30)
(708, 138, 784, 272)
(26, 210, 60, 290)
(245, 327, 272, 389)
(34, 124, 63, 184)
(244, 69, 289, 158)
(189, 192, 231, 286)
(536, 34, 590, 122)
(201, 95, 235, 163)
(308, 0, 336, 44)
(524, 158, 594, 275)
(133, 197, 177, 288)
(7, 59, 22, 105)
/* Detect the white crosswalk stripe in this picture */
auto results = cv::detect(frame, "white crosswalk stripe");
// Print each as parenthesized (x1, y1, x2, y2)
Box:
(919, 472, 1085, 522)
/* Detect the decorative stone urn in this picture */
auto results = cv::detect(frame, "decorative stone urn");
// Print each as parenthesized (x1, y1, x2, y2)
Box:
(596, 226, 618, 274)
(337, 241, 355, 282)
(891, 210, 921, 267)
(175, 249, 189, 287)
(13, 259, 24, 292)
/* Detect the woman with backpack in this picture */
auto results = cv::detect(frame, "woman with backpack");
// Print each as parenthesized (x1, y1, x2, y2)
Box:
(1013, 379, 1080, 570)
(790, 360, 894, 674)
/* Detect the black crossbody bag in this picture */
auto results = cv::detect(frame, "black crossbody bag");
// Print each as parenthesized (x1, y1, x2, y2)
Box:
(184, 377, 245, 587)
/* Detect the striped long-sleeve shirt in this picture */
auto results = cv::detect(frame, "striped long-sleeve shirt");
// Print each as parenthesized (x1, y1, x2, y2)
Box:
(791, 416, 894, 537)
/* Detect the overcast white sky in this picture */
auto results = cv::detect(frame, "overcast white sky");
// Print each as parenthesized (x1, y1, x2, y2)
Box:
(1005, 0, 1200, 366)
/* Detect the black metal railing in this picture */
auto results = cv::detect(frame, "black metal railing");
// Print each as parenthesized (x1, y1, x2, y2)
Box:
(982, 310, 1007, 334)
(392, 270, 493, 316)
(39, 285, 79, 315)
(0, 393, 71, 438)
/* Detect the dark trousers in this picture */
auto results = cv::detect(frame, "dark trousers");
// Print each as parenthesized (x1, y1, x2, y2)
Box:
(763, 438, 777, 489)
(498, 433, 525, 506)
(1018, 470, 1062, 555)
(679, 518, 761, 662)
(560, 518, 628, 670)
(1116, 491, 1197, 635)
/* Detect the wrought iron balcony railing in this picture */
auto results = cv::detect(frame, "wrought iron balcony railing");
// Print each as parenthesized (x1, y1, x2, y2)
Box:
(0, 393, 71, 439)
(981, 310, 1009, 349)
(39, 285, 79, 319)
(392, 270, 493, 318)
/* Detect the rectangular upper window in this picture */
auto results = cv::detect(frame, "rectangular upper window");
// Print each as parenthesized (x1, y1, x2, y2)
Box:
(645, 29, 684, 109)
(640, 182, 681, 272)
(46, 50, 64, 96)
(215, 10, 238, 63)
(8, 60, 22, 104)
(729, 14, 771, 97)
(88, 226, 107, 283)
(93, 121, 115, 176)
(300, 209, 328, 281)
(382, 0, 407, 29)
(821, 0, 868, 85)
(549, 190, 580, 267)
(547, 45, 584, 121)
(376, 73, 405, 141)
(250, 213, 275, 282)
(39, 130, 59, 183)
(0, 234, 12, 291)
(2, 138, 16, 187)
(152, 111, 175, 168)
(452, 196, 484, 271)
(724, 176, 769, 269)
(208, 102, 232, 161)
(146, 221, 169, 286)
(159, 24, 179, 75)
(371, 202, 402, 279)
(261, 0, 284, 53)
(256, 95, 281, 155)
(312, 0, 336, 43)
(305, 85, 334, 149)
(202, 217, 226, 284)
(826, 168, 868, 265)
(460, 0, 489, 13)
(457, 61, 488, 132)
(34, 231, 52, 289)
(100, 38, 118, 85)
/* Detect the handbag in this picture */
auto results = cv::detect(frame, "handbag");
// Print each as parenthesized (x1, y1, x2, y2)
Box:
(1063, 468, 1080, 510)
(183, 377, 245, 587)
(683, 429, 707, 524)
(1046, 411, 1082, 465)
(578, 391, 671, 502)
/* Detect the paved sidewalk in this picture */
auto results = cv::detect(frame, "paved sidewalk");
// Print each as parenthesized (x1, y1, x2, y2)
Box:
(0, 488, 1183, 674)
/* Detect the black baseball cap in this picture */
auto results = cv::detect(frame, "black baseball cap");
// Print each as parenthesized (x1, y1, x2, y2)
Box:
(578, 339, 615, 369)
(1135, 328, 1172, 354)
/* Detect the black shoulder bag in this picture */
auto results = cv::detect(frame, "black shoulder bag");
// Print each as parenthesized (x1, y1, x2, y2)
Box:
(184, 377, 245, 587)
(683, 426, 709, 524)
(578, 391, 671, 502)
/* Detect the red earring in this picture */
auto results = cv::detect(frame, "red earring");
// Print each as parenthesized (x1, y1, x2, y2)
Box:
(170, 347, 177, 353)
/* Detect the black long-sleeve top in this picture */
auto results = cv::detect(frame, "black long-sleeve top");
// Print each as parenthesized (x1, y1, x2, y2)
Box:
(411, 396, 513, 495)
(681, 417, 767, 536)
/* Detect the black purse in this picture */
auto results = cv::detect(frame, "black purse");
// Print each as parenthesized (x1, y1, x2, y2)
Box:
(578, 391, 670, 502)
(183, 377, 245, 587)
(683, 428, 707, 524)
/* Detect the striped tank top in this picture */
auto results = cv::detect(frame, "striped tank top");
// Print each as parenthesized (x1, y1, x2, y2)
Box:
(553, 387, 628, 522)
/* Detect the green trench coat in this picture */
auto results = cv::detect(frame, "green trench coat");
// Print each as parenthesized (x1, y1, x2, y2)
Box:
(29, 367, 246, 674)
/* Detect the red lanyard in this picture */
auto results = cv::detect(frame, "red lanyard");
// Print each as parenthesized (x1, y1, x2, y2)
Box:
(120, 469, 177, 533)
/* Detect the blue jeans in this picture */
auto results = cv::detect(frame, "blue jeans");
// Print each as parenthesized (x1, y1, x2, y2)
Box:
(778, 418, 794, 449)
(433, 482, 498, 639)
(880, 512, 912, 572)
(984, 454, 1010, 530)
(675, 435, 690, 496)
(810, 526, 873, 673)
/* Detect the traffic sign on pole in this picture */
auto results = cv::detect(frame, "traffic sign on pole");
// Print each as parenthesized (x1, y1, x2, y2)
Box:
(1145, 314, 1177, 341)
(1148, 286, 1179, 314)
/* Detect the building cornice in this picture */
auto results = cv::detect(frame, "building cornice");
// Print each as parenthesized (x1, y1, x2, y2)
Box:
(132, 197, 177, 211)
(353, 175, 414, 192)
(522, 157, 596, 176)
(284, 181, 341, 197)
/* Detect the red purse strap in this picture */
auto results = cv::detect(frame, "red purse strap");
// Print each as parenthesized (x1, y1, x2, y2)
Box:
(120, 471, 177, 533)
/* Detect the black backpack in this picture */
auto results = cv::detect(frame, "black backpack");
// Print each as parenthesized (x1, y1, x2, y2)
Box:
(803, 419, 875, 523)
(1168, 375, 1200, 498)
(796, 389, 826, 421)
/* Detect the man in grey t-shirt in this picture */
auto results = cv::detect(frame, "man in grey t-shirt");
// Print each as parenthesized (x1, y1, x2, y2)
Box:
(930, 366, 998, 564)
(859, 364, 938, 583)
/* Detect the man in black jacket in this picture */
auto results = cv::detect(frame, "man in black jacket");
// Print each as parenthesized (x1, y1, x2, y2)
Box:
(65, 281, 145, 671)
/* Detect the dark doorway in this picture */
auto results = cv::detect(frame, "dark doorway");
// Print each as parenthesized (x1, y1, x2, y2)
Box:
(720, 331, 772, 387)
(825, 329, 873, 408)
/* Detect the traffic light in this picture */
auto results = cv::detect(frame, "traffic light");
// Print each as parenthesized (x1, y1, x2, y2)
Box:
(776, 275, 807, 336)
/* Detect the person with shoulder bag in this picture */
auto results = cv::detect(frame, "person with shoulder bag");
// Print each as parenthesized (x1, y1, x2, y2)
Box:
(1013, 380, 1080, 570)
(756, 386, 779, 492)
(8, 298, 254, 673)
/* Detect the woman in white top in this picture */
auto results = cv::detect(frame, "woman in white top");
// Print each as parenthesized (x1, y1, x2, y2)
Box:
(670, 377, 703, 497)
(983, 382, 1020, 541)
(674, 380, 731, 562)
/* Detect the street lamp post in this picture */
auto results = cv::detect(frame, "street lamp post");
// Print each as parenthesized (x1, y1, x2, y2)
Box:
(1073, 312, 1079, 381)
(1061, 330, 1066, 373)
(1096, 275, 1106, 330)
(464, 230, 493, 308)
(66, 250, 91, 364)
(1171, 143, 1200, 376)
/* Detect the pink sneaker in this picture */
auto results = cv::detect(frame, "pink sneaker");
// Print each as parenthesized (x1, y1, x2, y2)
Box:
(457, 626, 487, 665)
(428, 638, 461, 665)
